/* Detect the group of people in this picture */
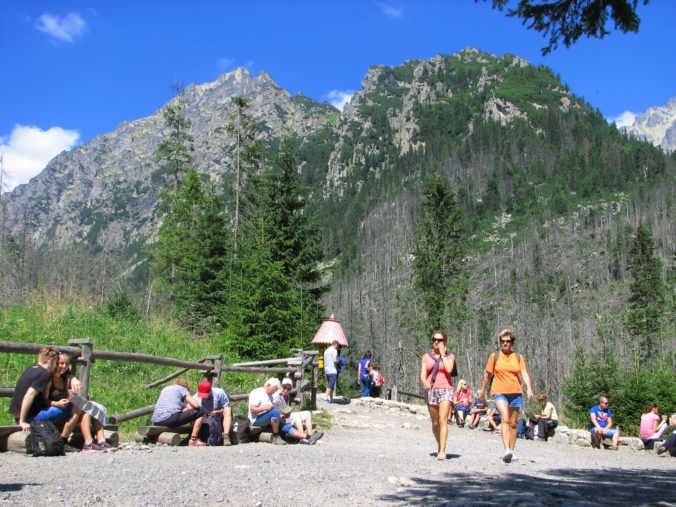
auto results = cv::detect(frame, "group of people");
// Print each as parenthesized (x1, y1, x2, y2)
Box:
(357, 351, 385, 398)
(9, 347, 115, 452)
(151, 376, 323, 447)
(420, 329, 676, 462)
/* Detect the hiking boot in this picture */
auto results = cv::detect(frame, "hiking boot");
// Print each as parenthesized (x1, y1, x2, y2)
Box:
(467, 424, 475, 430)
(188, 437, 207, 447)
(656, 446, 667, 455)
(299, 438, 310, 444)
(308, 431, 324, 445)
(222, 434, 232, 446)
(271, 434, 287, 445)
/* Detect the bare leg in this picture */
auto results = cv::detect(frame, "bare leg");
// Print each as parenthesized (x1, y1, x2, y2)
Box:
(507, 408, 519, 450)
(80, 413, 94, 442)
(496, 400, 511, 450)
(191, 416, 204, 438)
(437, 400, 452, 458)
(428, 404, 441, 450)
(222, 408, 232, 438)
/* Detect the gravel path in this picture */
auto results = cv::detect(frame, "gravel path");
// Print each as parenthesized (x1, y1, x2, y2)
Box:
(1, 397, 674, 506)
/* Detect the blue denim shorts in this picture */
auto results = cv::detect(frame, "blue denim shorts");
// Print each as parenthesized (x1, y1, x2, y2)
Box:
(253, 408, 280, 427)
(494, 393, 523, 408)
(592, 427, 619, 437)
(326, 374, 338, 389)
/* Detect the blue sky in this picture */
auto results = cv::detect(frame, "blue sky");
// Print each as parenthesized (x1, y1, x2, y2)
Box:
(1, 0, 674, 192)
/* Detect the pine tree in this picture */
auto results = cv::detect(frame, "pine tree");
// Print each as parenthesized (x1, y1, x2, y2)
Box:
(227, 136, 328, 357)
(625, 223, 666, 361)
(411, 174, 469, 334)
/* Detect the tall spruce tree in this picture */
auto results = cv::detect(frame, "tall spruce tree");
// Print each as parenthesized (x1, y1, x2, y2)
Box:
(227, 136, 328, 358)
(625, 223, 666, 361)
(411, 174, 468, 334)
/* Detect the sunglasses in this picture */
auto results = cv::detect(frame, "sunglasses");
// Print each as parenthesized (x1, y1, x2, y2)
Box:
(500, 339, 512, 344)
(433, 338, 445, 343)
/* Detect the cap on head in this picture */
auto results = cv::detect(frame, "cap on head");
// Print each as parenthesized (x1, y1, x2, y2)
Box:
(282, 378, 293, 387)
(197, 380, 212, 399)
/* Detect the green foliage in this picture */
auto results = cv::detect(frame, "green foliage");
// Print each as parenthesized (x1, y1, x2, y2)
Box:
(625, 224, 666, 360)
(411, 174, 469, 334)
(103, 291, 141, 323)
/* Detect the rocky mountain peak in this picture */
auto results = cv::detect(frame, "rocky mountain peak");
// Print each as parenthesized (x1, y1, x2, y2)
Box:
(622, 96, 676, 152)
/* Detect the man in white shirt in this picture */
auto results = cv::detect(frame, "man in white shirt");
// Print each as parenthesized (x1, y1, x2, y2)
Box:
(248, 378, 286, 445)
(323, 340, 339, 403)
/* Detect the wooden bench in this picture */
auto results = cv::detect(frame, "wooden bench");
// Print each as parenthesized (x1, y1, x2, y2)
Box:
(135, 425, 193, 446)
(0, 426, 23, 452)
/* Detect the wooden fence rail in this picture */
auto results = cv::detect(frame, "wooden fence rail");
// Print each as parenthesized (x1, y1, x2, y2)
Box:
(0, 340, 320, 427)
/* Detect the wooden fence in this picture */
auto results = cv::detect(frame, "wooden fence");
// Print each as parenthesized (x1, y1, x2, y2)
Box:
(0, 339, 320, 425)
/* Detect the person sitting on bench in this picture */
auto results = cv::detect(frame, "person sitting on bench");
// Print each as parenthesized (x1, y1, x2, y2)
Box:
(248, 378, 286, 445)
(152, 379, 207, 447)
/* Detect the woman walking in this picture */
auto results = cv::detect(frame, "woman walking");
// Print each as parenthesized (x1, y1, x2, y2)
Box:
(479, 329, 533, 463)
(420, 330, 456, 460)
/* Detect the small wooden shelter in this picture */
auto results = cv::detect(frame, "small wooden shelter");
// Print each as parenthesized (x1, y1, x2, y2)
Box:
(311, 314, 348, 369)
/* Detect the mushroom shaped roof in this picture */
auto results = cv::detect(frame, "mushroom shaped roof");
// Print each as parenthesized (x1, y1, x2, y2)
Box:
(311, 314, 348, 346)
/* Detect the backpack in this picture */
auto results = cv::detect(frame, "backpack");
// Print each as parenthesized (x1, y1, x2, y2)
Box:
(230, 415, 250, 445)
(427, 349, 458, 382)
(29, 420, 65, 457)
(371, 371, 384, 387)
(200, 413, 224, 446)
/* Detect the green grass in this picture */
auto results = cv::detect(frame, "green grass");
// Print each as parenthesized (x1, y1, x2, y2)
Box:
(0, 294, 319, 441)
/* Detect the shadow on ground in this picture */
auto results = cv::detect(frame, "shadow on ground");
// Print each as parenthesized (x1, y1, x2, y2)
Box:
(379, 467, 673, 505)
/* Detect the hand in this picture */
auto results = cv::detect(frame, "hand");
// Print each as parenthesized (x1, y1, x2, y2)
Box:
(19, 421, 30, 431)
(526, 388, 534, 399)
(438, 342, 446, 356)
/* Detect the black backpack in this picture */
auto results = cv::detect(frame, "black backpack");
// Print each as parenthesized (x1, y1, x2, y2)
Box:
(230, 415, 250, 444)
(29, 420, 65, 457)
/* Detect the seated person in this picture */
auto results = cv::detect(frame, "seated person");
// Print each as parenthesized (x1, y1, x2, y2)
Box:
(483, 402, 501, 432)
(452, 379, 472, 427)
(47, 351, 113, 452)
(640, 402, 669, 448)
(275, 378, 323, 445)
(192, 380, 233, 446)
(657, 413, 676, 456)
(590, 396, 620, 450)
(152, 378, 207, 447)
(248, 378, 285, 445)
(10, 347, 59, 430)
(468, 390, 488, 429)
(368, 362, 384, 398)
(533, 393, 558, 441)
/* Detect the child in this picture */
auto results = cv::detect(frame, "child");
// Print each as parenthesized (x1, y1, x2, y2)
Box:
(369, 362, 384, 398)
(468, 390, 489, 429)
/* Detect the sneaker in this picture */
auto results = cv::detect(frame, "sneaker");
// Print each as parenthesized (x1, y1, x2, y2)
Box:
(188, 437, 207, 447)
(308, 431, 324, 445)
(82, 442, 103, 453)
(323, 398, 331, 404)
(502, 449, 513, 463)
(610, 445, 619, 451)
(656, 446, 667, 455)
(482, 427, 494, 432)
(271, 434, 287, 445)
(222, 434, 232, 446)
(96, 440, 116, 451)
(299, 438, 310, 445)
(467, 424, 475, 430)
(63, 442, 80, 453)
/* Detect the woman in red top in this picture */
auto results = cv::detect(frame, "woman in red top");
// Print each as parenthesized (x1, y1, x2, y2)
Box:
(479, 329, 533, 463)
(420, 330, 456, 460)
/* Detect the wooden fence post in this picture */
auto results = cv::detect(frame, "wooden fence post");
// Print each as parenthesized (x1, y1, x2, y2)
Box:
(69, 339, 93, 398)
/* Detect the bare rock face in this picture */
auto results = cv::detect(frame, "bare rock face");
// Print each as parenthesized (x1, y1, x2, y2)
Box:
(623, 96, 676, 152)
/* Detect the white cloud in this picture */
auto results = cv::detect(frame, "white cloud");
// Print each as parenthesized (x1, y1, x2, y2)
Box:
(0, 125, 80, 193)
(608, 111, 636, 128)
(36, 12, 86, 42)
(217, 57, 235, 70)
(377, 2, 403, 18)
(326, 90, 354, 111)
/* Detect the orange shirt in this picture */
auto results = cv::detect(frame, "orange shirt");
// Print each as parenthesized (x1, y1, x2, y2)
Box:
(485, 351, 526, 395)
(422, 351, 455, 389)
